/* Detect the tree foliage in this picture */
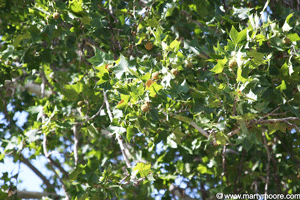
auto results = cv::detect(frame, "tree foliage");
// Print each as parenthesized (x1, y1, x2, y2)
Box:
(1, 0, 300, 199)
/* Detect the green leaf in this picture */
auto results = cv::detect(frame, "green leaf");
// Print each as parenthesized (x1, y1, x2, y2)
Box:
(149, 82, 163, 97)
(167, 133, 178, 148)
(149, 108, 159, 121)
(177, 80, 190, 94)
(248, 49, 265, 67)
(236, 66, 247, 83)
(276, 80, 286, 91)
(170, 38, 181, 52)
(162, 3, 176, 19)
(287, 33, 300, 42)
(114, 55, 130, 79)
(133, 163, 152, 177)
(242, 135, 253, 151)
(13, 33, 31, 47)
(197, 164, 207, 174)
(25, 129, 39, 143)
(173, 127, 185, 138)
(229, 26, 239, 44)
(88, 49, 113, 66)
(108, 125, 126, 135)
(146, 17, 158, 27)
(69, 0, 83, 13)
(210, 58, 227, 74)
(63, 82, 85, 100)
(173, 115, 193, 123)
(215, 132, 227, 145)
(116, 94, 130, 109)
(282, 13, 293, 32)
(126, 126, 134, 142)
(69, 164, 86, 181)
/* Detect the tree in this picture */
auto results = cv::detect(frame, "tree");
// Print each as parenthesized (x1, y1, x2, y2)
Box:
(1, 0, 300, 199)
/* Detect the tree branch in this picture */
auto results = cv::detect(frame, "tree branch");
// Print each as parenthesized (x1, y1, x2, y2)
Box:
(262, 129, 270, 194)
(4, 79, 52, 97)
(221, 145, 228, 185)
(41, 106, 70, 199)
(14, 190, 62, 199)
(228, 116, 300, 137)
(99, 7, 119, 23)
(72, 124, 79, 166)
(103, 90, 144, 185)
(189, 121, 217, 145)
(84, 103, 105, 122)
(103, 90, 113, 122)
(116, 134, 131, 168)
(19, 154, 55, 191)
(253, 117, 299, 124)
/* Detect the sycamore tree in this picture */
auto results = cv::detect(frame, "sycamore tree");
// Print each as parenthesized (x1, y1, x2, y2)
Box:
(1, 0, 300, 199)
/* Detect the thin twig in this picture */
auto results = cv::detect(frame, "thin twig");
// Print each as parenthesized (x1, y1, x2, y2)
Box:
(189, 121, 217, 145)
(99, 7, 119, 23)
(86, 103, 105, 121)
(228, 117, 300, 137)
(103, 92, 130, 166)
(227, 127, 246, 138)
(116, 135, 131, 168)
(190, 121, 209, 138)
(284, 120, 300, 133)
(259, 106, 281, 120)
(48, 157, 69, 179)
(103, 90, 113, 122)
(262, 129, 270, 194)
(40, 70, 55, 93)
(40, 71, 46, 98)
(48, 163, 71, 200)
(73, 124, 79, 166)
(103, 90, 143, 185)
(41, 104, 70, 199)
(221, 145, 228, 185)
(254, 117, 299, 124)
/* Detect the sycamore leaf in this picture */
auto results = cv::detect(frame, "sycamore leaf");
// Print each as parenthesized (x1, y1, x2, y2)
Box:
(170, 38, 181, 52)
(287, 33, 300, 42)
(69, 164, 86, 181)
(69, 0, 83, 13)
(88, 49, 113, 66)
(282, 13, 293, 32)
(173, 115, 193, 123)
(148, 82, 162, 97)
(133, 163, 152, 177)
(167, 133, 178, 148)
(276, 80, 286, 91)
(248, 49, 265, 66)
(210, 58, 227, 74)
(147, 17, 159, 27)
(236, 66, 247, 83)
(25, 129, 39, 143)
(13, 33, 31, 47)
(177, 80, 189, 94)
(229, 26, 239, 44)
(108, 125, 126, 135)
(126, 126, 134, 142)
